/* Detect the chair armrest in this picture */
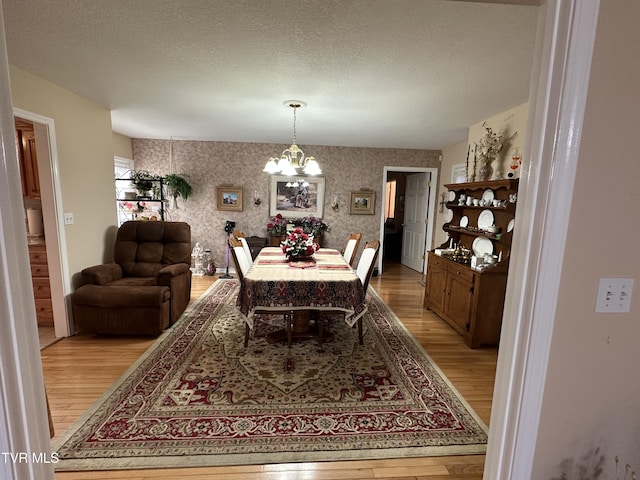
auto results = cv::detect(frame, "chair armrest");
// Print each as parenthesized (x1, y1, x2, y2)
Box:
(81, 263, 122, 285)
(156, 263, 190, 283)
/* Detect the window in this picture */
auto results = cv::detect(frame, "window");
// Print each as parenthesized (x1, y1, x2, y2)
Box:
(114, 157, 134, 226)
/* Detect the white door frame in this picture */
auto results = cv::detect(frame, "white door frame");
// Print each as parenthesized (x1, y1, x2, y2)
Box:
(0, 17, 55, 479)
(14, 107, 72, 337)
(379, 166, 438, 275)
(484, 0, 599, 477)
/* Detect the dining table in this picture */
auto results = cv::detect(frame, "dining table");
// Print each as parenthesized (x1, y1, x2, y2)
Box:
(236, 247, 367, 343)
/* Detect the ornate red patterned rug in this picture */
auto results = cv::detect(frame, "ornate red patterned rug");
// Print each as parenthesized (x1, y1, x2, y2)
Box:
(53, 279, 487, 471)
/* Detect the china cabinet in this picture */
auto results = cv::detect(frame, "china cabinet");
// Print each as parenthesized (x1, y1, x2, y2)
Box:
(424, 179, 518, 348)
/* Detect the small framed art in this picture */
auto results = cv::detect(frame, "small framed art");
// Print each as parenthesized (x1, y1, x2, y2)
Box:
(350, 190, 375, 215)
(216, 185, 243, 211)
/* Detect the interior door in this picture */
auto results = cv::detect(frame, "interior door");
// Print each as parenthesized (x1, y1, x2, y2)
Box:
(401, 172, 431, 272)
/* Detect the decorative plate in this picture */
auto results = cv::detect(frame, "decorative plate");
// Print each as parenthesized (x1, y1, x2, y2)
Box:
(507, 219, 515, 232)
(460, 215, 469, 228)
(449, 191, 456, 201)
(444, 208, 453, 223)
(482, 189, 495, 204)
(477, 209, 494, 230)
(472, 237, 494, 257)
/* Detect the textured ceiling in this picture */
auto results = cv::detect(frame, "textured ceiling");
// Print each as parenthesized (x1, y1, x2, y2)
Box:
(4, 0, 539, 149)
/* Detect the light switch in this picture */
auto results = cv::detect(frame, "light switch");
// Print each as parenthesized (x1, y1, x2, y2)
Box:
(63, 212, 74, 225)
(595, 278, 634, 313)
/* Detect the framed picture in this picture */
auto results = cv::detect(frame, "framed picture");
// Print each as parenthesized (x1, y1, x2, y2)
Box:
(216, 185, 243, 211)
(350, 190, 375, 215)
(269, 175, 325, 218)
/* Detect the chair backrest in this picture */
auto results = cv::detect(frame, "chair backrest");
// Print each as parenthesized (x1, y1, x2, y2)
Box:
(237, 237, 253, 266)
(342, 232, 362, 266)
(355, 240, 380, 292)
(229, 237, 251, 280)
(114, 221, 191, 277)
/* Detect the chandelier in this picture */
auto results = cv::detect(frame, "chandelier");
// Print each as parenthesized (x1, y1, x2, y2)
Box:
(263, 101, 322, 176)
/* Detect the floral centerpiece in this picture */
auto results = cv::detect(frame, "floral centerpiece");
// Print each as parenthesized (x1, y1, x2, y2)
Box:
(476, 123, 505, 181)
(301, 215, 329, 237)
(266, 213, 288, 235)
(281, 228, 320, 261)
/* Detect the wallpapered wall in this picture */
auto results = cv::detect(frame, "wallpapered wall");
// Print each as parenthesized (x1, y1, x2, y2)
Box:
(133, 139, 441, 269)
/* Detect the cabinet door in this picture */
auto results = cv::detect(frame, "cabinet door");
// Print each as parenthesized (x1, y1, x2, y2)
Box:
(445, 274, 474, 333)
(17, 128, 40, 198)
(425, 263, 447, 313)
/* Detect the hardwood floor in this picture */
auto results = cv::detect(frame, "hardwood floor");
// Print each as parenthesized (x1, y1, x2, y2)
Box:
(43, 261, 497, 479)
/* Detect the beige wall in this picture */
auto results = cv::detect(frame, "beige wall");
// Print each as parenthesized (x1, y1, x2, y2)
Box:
(434, 141, 468, 247)
(10, 66, 118, 282)
(113, 132, 133, 159)
(532, 0, 640, 476)
(434, 103, 529, 249)
(133, 139, 441, 265)
(466, 102, 528, 182)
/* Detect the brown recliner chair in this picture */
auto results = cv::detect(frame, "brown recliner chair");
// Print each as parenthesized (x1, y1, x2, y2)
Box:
(72, 221, 192, 335)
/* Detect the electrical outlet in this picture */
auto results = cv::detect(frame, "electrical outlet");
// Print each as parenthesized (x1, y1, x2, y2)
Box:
(63, 212, 74, 225)
(595, 278, 634, 313)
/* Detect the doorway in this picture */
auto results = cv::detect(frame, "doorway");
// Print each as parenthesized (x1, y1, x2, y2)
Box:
(379, 166, 438, 276)
(14, 108, 71, 338)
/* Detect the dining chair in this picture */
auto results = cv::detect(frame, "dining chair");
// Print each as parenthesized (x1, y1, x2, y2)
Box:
(354, 239, 380, 344)
(230, 237, 293, 347)
(234, 231, 254, 266)
(342, 232, 362, 266)
(229, 237, 250, 280)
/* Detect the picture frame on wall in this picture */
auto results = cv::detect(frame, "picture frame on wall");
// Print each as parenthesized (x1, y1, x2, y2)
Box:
(269, 175, 325, 218)
(350, 190, 375, 215)
(216, 185, 243, 211)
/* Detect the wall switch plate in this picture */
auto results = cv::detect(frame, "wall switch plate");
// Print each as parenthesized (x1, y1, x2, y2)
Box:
(63, 212, 74, 225)
(595, 278, 634, 313)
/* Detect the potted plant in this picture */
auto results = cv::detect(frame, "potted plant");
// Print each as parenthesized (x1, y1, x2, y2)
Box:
(266, 213, 288, 246)
(164, 173, 193, 208)
(129, 170, 159, 198)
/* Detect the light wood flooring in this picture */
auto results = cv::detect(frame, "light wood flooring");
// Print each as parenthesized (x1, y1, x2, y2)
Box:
(42, 261, 497, 480)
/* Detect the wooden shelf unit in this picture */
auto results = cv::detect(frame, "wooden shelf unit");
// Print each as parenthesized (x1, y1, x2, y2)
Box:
(424, 178, 518, 348)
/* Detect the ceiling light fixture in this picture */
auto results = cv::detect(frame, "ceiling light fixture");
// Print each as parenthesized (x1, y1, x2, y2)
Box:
(263, 101, 322, 176)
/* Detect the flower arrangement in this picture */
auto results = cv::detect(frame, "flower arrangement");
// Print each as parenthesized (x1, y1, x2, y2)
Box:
(476, 123, 505, 161)
(301, 216, 329, 237)
(281, 228, 320, 260)
(266, 213, 288, 235)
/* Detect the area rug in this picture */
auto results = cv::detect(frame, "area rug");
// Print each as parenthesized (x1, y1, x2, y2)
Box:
(53, 279, 488, 471)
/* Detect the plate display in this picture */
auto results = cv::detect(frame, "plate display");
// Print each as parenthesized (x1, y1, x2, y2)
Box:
(459, 215, 469, 228)
(477, 209, 494, 230)
(472, 237, 494, 257)
(449, 191, 456, 202)
(507, 219, 515, 232)
(482, 189, 495, 204)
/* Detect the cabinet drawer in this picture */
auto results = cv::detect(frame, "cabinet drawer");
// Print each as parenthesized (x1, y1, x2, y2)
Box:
(428, 254, 447, 269)
(32, 277, 51, 298)
(447, 264, 475, 283)
(31, 263, 49, 277)
(34, 299, 54, 326)
(29, 247, 48, 265)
